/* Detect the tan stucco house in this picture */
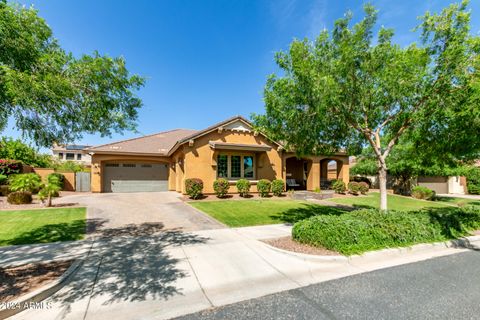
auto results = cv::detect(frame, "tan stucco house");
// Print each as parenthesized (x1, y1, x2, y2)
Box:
(86, 116, 349, 193)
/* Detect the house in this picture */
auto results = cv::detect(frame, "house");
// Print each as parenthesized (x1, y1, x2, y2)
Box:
(86, 116, 350, 193)
(52, 144, 92, 165)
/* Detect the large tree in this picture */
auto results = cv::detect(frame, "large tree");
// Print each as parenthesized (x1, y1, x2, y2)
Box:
(0, 1, 145, 147)
(254, 1, 480, 210)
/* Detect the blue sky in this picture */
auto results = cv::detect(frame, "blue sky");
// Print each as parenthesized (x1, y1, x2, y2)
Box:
(6, 0, 480, 151)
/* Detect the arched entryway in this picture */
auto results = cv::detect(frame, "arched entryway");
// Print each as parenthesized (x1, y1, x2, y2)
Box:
(285, 157, 312, 190)
(320, 158, 344, 189)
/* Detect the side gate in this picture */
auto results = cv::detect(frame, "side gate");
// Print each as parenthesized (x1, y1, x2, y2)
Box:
(75, 172, 91, 192)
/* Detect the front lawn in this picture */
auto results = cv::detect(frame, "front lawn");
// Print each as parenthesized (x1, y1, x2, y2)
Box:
(329, 192, 450, 211)
(190, 200, 344, 227)
(0, 207, 86, 246)
(435, 196, 480, 207)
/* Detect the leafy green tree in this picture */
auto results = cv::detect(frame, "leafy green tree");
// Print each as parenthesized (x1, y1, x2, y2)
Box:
(8, 173, 41, 192)
(0, 137, 53, 167)
(0, 1, 145, 147)
(39, 174, 62, 207)
(254, 1, 480, 210)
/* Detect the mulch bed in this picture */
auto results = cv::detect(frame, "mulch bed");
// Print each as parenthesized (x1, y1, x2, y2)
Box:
(0, 192, 78, 211)
(0, 260, 72, 302)
(263, 236, 341, 256)
(184, 193, 290, 202)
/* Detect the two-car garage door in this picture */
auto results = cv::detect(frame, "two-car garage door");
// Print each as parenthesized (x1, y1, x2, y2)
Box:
(103, 163, 169, 193)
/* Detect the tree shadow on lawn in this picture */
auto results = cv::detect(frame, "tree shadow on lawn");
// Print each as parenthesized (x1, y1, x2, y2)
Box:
(2, 220, 209, 317)
(270, 203, 348, 224)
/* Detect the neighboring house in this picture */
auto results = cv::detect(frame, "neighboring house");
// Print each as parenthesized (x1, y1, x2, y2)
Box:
(86, 116, 350, 193)
(52, 144, 92, 165)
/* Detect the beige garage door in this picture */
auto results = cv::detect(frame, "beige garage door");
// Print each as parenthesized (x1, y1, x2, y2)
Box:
(417, 176, 448, 194)
(103, 163, 169, 193)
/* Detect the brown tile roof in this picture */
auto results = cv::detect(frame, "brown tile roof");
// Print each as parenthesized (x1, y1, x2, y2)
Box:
(87, 129, 198, 155)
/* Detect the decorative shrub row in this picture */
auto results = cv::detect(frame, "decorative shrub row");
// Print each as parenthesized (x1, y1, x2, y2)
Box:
(187, 178, 286, 199)
(347, 181, 369, 195)
(411, 185, 435, 200)
(332, 180, 346, 193)
(292, 206, 480, 255)
(0, 159, 22, 176)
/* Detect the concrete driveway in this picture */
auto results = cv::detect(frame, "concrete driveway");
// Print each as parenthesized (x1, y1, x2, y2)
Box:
(57, 191, 224, 232)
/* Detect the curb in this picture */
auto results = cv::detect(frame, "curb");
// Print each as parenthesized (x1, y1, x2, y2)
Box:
(262, 241, 347, 263)
(0, 259, 83, 320)
(261, 234, 480, 264)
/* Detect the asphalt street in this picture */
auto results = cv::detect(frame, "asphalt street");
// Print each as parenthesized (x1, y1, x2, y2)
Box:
(176, 251, 480, 320)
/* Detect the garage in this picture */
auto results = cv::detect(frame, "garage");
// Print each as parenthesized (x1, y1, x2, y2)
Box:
(417, 176, 448, 194)
(103, 163, 169, 193)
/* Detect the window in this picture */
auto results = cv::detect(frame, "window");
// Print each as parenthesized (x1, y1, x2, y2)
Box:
(244, 156, 254, 178)
(123, 163, 136, 167)
(217, 155, 228, 178)
(141, 164, 152, 168)
(77, 154, 82, 161)
(58, 153, 64, 159)
(66, 153, 74, 160)
(216, 155, 255, 179)
(231, 156, 241, 178)
(105, 163, 120, 167)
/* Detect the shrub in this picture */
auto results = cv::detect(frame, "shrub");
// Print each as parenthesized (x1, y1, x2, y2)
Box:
(331, 180, 346, 194)
(0, 185, 10, 196)
(0, 174, 7, 185)
(47, 173, 65, 189)
(411, 186, 435, 200)
(348, 181, 361, 195)
(358, 181, 369, 194)
(185, 178, 204, 199)
(271, 179, 285, 196)
(7, 191, 33, 205)
(464, 166, 480, 195)
(0, 159, 22, 176)
(38, 179, 62, 207)
(8, 173, 41, 193)
(236, 179, 251, 197)
(213, 178, 230, 198)
(257, 179, 271, 197)
(351, 176, 372, 187)
(292, 206, 480, 255)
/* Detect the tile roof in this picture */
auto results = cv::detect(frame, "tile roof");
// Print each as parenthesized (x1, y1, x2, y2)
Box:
(87, 129, 198, 155)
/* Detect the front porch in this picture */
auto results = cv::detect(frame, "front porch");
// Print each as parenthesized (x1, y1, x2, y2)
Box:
(284, 154, 349, 191)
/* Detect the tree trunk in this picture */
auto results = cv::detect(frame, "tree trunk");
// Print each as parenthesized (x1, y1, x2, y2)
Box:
(378, 165, 388, 211)
(47, 195, 52, 207)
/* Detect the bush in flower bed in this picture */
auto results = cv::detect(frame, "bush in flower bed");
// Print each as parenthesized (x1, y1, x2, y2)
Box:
(213, 178, 230, 198)
(358, 181, 369, 194)
(411, 186, 435, 200)
(271, 179, 285, 196)
(257, 179, 271, 197)
(292, 206, 480, 255)
(0, 174, 7, 185)
(236, 179, 250, 197)
(7, 191, 33, 204)
(185, 178, 204, 199)
(331, 180, 346, 194)
(348, 181, 361, 195)
(8, 173, 41, 193)
(0, 159, 22, 176)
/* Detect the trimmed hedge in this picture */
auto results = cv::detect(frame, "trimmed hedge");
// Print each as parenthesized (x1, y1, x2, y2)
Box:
(213, 178, 230, 198)
(271, 179, 285, 196)
(332, 180, 346, 193)
(185, 178, 204, 199)
(292, 206, 480, 255)
(348, 181, 360, 195)
(358, 181, 369, 194)
(7, 191, 33, 205)
(411, 186, 435, 200)
(257, 179, 271, 197)
(236, 179, 250, 197)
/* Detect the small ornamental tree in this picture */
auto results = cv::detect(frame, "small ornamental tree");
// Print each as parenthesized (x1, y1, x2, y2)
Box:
(254, 1, 480, 210)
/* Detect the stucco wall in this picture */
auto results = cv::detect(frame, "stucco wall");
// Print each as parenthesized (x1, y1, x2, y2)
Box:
(32, 168, 76, 191)
(183, 130, 283, 194)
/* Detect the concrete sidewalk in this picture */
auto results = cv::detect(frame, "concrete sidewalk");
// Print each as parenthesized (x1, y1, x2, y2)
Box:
(10, 224, 472, 320)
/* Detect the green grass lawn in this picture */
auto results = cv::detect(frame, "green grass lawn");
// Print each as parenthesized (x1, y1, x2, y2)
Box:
(190, 200, 344, 227)
(435, 196, 480, 207)
(329, 192, 451, 211)
(0, 207, 86, 246)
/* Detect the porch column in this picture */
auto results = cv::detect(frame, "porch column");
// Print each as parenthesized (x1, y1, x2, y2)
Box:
(320, 160, 328, 183)
(307, 159, 320, 191)
(337, 159, 350, 183)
